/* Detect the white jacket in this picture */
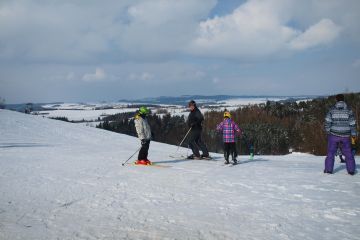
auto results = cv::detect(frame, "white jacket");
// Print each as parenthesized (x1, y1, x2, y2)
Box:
(135, 115, 152, 140)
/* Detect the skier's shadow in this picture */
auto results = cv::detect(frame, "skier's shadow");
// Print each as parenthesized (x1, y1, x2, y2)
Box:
(333, 164, 360, 174)
(238, 158, 269, 165)
(0, 143, 51, 148)
(153, 156, 223, 164)
(153, 159, 193, 164)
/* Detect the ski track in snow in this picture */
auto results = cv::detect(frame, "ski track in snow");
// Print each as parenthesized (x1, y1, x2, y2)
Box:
(0, 109, 359, 240)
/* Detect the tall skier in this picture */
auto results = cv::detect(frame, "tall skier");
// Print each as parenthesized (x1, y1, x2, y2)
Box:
(134, 106, 152, 165)
(324, 94, 357, 175)
(187, 100, 210, 160)
(216, 111, 242, 164)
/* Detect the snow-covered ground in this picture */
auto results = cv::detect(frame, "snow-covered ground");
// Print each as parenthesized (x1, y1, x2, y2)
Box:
(35, 97, 290, 122)
(36, 108, 139, 122)
(0, 109, 359, 240)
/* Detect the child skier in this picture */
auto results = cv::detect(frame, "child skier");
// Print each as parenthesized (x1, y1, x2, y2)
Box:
(216, 111, 241, 164)
(134, 106, 152, 165)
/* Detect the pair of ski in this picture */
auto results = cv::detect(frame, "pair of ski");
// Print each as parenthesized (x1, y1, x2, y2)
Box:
(125, 155, 216, 168)
(222, 162, 238, 167)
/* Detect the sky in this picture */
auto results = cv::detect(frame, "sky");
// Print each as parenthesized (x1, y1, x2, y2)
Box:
(0, 0, 360, 104)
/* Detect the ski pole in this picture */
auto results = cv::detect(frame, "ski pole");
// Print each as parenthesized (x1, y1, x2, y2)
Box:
(122, 146, 142, 166)
(170, 127, 192, 157)
(178, 127, 192, 149)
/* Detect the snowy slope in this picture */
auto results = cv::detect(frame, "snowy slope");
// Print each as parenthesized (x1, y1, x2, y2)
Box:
(0, 109, 359, 240)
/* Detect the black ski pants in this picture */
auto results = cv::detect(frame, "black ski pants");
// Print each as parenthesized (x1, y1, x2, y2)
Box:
(188, 129, 209, 157)
(224, 142, 237, 160)
(138, 140, 150, 160)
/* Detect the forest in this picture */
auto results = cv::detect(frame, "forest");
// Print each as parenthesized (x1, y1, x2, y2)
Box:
(97, 93, 360, 156)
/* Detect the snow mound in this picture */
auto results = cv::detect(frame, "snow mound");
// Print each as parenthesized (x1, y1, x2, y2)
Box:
(0, 109, 359, 240)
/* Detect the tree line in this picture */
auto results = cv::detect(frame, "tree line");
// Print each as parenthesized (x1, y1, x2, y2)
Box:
(97, 93, 360, 156)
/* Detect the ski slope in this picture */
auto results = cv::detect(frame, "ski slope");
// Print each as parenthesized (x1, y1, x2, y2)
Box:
(0, 109, 359, 240)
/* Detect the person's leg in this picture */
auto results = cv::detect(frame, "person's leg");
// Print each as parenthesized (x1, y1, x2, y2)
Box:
(341, 137, 356, 174)
(195, 130, 209, 157)
(188, 130, 201, 157)
(324, 135, 339, 173)
(138, 140, 150, 160)
(230, 142, 237, 164)
(224, 143, 230, 163)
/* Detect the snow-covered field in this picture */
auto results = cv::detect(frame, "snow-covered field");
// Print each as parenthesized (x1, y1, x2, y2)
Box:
(34, 97, 290, 122)
(0, 109, 359, 240)
(36, 108, 139, 122)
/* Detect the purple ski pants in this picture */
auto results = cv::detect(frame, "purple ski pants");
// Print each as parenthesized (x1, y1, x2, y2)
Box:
(325, 135, 356, 173)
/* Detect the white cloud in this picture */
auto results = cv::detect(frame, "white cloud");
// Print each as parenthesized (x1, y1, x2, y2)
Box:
(189, 0, 347, 58)
(82, 68, 106, 82)
(0, 0, 358, 62)
(128, 72, 154, 81)
(289, 19, 341, 50)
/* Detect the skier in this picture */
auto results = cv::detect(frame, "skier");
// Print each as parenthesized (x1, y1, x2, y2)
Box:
(187, 100, 210, 160)
(134, 106, 152, 165)
(324, 94, 357, 175)
(216, 111, 242, 164)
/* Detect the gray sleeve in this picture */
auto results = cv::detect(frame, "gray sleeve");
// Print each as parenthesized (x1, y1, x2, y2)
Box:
(349, 110, 357, 136)
(324, 110, 332, 134)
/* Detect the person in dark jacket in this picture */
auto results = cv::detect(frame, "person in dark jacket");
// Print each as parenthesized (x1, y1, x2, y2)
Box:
(187, 100, 210, 159)
(324, 94, 357, 175)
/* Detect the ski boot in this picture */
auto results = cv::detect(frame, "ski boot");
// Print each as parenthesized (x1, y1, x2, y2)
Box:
(232, 153, 237, 165)
(135, 159, 152, 165)
(201, 154, 212, 160)
(224, 153, 230, 164)
(187, 154, 201, 160)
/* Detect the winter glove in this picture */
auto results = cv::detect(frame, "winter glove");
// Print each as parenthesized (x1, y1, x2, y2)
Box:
(141, 139, 147, 145)
(351, 136, 357, 145)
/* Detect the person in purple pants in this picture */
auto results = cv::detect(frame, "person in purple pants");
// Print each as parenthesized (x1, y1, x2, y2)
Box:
(324, 94, 357, 175)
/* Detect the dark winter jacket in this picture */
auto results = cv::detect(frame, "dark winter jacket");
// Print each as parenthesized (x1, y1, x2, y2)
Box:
(187, 107, 204, 130)
(325, 101, 357, 137)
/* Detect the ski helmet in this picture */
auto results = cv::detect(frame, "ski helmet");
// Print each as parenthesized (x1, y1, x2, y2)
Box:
(139, 106, 149, 115)
(224, 111, 231, 118)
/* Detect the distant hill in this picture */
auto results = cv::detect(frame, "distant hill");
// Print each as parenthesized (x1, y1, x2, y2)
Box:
(119, 95, 316, 105)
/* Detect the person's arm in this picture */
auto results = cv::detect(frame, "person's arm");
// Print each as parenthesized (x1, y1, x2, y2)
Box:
(194, 110, 204, 126)
(324, 110, 332, 134)
(135, 118, 144, 140)
(349, 110, 357, 137)
(233, 121, 241, 136)
(216, 121, 224, 131)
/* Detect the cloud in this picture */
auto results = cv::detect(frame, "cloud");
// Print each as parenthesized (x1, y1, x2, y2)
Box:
(190, 0, 344, 58)
(128, 72, 154, 81)
(289, 19, 341, 50)
(82, 68, 106, 82)
(0, 0, 359, 63)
